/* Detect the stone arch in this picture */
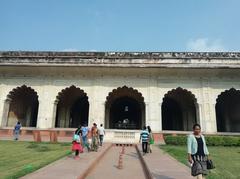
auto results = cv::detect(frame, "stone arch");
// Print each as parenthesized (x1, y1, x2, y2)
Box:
(55, 85, 89, 128)
(105, 86, 145, 129)
(162, 87, 198, 131)
(215, 88, 240, 132)
(4, 85, 39, 127)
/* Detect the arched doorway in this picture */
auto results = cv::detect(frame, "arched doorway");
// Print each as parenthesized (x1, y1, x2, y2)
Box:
(55, 86, 89, 128)
(162, 87, 198, 131)
(5, 85, 39, 127)
(105, 86, 145, 130)
(216, 88, 240, 132)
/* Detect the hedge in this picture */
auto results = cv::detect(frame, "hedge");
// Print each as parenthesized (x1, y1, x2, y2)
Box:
(164, 135, 240, 146)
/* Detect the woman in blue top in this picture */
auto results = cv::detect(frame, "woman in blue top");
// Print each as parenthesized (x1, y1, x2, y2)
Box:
(187, 124, 209, 179)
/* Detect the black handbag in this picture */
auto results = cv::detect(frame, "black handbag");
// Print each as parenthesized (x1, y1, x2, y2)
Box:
(207, 159, 215, 169)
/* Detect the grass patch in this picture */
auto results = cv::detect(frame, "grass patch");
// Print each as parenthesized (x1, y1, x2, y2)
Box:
(0, 141, 72, 179)
(160, 145, 240, 179)
(35, 145, 51, 152)
(60, 142, 72, 146)
(26, 142, 39, 149)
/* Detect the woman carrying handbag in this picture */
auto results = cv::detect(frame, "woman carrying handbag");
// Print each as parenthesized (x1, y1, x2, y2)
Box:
(187, 124, 214, 179)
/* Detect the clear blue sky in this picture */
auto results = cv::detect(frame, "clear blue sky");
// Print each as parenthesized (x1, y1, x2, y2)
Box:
(0, 0, 239, 52)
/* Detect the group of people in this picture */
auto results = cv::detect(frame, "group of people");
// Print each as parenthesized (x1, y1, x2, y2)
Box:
(139, 125, 154, 154)
(13, 120, 211, 178)
(72, 123, 105, 159)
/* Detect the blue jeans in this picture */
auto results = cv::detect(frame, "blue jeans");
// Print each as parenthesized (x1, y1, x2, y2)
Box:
(99, 135, 104, 146)
(82, 136, 88, 146)
(82, 136, 90, 150)
(14, 130, 20, 140)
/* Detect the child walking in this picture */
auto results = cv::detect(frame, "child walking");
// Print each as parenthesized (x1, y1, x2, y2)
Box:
(72, 127, 83, 159)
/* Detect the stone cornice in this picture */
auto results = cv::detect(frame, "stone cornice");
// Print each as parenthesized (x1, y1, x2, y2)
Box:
(0, 51, 240, 68)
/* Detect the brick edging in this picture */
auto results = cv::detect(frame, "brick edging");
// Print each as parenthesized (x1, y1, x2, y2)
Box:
(77, 144, 113, 179)
(135, 145, 153, 179)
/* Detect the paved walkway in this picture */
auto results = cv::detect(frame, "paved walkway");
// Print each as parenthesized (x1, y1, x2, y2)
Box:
(19, 142, 194, 179)
(21, 143, 112, 179)
(139, 145, 194, 179)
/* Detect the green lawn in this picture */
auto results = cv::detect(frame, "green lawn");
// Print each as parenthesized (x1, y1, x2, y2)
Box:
(160, 145, 240, 179)
(0, 141, 72, 179)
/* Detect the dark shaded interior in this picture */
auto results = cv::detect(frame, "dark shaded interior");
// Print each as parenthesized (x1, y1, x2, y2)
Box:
(162, 97, 183, 130)
(162, 88, 197, 131)
(7, 86, 39, 127)
(105, 86, 145, 130)
(216, 88, 240, 132)
(109, 97, 142, 129)
(55, 86, 89, 128)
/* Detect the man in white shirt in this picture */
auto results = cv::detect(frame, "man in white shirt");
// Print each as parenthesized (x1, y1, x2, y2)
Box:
(98, 124, 105, 146)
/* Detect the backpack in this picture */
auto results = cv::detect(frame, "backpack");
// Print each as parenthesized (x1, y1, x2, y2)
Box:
(73, 134, 80, 142)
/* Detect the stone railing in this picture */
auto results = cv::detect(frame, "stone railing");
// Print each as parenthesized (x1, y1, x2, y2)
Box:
(104, 129, 141, 143)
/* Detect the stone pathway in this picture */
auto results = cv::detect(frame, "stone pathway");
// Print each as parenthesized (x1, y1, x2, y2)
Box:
(19, 143, 194, 179)
(139, 145, 194, 179)
(21, 143, 112, 179)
